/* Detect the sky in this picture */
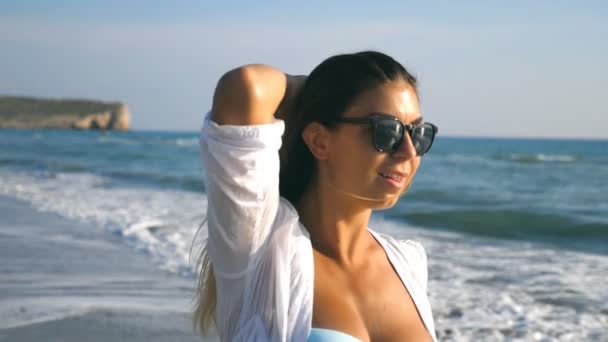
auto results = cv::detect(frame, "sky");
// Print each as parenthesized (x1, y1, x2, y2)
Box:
(1, 1, 607, 139)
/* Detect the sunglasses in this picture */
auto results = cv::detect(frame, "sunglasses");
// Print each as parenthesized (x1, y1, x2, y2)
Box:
(331, 114, 438, 156)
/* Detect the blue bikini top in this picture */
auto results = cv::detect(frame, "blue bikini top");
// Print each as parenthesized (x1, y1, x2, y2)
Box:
(308, 328, 360, 342)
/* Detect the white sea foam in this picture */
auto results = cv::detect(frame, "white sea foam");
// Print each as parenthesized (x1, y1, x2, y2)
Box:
(507, 153, 578, 163)
(1, 169, 607, 340)
(175, 138, 199, 147)
(536, 154, 577, 163)
(0, 169, 207, 277)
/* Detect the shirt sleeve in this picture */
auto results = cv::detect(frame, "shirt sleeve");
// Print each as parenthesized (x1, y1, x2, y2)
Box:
(199, 111, 285, 277)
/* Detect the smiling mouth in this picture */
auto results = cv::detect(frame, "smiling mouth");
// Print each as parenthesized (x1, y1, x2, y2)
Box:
(378, 172, 407, 182)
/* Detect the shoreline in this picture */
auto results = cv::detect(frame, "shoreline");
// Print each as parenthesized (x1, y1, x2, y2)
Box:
(0, 194, 217, 342)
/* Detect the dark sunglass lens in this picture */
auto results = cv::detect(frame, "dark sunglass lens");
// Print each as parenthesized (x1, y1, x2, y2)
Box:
(374, 120, 403, 151)
(411, 124, 436, 155)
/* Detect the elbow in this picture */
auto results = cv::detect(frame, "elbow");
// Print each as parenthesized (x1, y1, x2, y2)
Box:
(220, 66, 260, 97)
(211, 65, 265, 125)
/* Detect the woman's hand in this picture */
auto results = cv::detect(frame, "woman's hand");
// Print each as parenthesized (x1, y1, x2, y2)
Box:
(275, 74, 307, 121)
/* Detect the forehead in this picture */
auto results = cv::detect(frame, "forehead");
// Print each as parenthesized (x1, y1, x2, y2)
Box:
(343, 81, 421, 123)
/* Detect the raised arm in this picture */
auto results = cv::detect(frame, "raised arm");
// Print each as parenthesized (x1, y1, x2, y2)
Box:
(200, 65, 306, 276)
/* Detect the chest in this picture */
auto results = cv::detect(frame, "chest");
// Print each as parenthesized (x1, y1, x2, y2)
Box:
(311, 250, 432, 342)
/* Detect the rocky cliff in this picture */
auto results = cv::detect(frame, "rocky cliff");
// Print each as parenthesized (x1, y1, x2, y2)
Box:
(0, 96, 131, 131)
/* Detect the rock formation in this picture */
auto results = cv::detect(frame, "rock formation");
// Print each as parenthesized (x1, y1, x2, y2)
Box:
(0, 96, 131, 131)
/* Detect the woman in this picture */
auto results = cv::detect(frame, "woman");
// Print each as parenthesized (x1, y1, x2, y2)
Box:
(195, 51, 438, 341)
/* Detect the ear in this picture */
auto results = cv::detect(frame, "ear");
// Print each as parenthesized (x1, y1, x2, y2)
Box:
(301, 122, 332, 160)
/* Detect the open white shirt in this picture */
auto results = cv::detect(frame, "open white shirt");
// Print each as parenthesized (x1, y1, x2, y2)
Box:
(199, 111, 437, 341)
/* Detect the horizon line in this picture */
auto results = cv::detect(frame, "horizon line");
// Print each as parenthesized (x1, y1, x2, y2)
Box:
(128, 128, 608, 142)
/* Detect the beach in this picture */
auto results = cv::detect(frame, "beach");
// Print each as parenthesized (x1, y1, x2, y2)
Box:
(0, 195, 218, 342)
(0, 128, 606, 341)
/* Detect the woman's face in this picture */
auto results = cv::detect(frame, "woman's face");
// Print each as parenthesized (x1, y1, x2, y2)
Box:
(324, 80, 422, 209)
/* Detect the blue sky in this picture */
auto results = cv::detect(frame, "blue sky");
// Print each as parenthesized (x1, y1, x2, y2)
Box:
(1, 1, 607, 138)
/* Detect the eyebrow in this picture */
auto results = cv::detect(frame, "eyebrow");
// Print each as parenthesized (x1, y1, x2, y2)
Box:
(411, 116, 424, 125)
(367, 112, 424, 125)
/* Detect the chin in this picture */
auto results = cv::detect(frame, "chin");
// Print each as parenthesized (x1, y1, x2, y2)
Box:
(365, 194, 401, 210)
(380, 196, 400, 209)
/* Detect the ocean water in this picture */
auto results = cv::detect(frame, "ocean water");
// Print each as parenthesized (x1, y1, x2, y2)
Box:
(0, 128, 606, 341)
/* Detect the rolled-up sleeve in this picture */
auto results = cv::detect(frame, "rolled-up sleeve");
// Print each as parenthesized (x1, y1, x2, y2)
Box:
(199, 111, 285, 276)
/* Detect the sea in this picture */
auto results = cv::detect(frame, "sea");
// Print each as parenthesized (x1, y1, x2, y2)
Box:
(0, 128, 606, 341)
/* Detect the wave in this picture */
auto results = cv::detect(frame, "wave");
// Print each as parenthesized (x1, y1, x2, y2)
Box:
(0, 170, 207, 276)
(0, 299, 90, 330)
(0, 157, 204, 192)
(404, 189, 503, 207)
(175, 138, 198, 147)
(104, 170, 204, 192)
(390, 209, 608, 241)
(0, 157, 88, 173)
(96, 136, 138, 145)
(96, 134, 199, 149)
(495, 153, 579, 164)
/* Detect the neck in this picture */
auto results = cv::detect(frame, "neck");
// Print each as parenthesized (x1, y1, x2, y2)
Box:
(295, 178, 373, 266)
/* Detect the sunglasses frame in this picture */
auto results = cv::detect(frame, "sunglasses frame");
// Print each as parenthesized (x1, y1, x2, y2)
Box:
(331, 113, 438, 155)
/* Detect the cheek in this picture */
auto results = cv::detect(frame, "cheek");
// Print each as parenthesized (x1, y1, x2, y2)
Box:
(402, 158, 421, 190)
(329, 131, 380, 183)
(412, 158, 421, 175)
(343, 134, 380, 174)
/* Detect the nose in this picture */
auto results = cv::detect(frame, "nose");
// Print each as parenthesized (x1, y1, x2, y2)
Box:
(391, 133, 417, 159)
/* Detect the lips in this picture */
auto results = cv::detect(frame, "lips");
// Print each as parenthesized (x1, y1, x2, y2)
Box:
(378, 171, 408, 182)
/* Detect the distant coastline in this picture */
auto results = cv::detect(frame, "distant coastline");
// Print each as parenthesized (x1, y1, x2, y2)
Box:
(0, 96, 130, 131)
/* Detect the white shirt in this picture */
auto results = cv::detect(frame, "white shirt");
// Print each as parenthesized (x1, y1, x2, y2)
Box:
(199, 111, 437, 342)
